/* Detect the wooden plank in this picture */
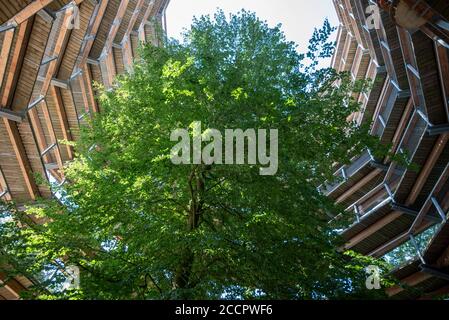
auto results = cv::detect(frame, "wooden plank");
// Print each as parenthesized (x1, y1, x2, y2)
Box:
(4, 0, 54, 25)
(336, 169, 382, 204)
(342, 211, 402, 250)
(137, 0, 155, 32)
(369, 220, 433, 257)
(122, 37, 133, 72)
(27, 7, 76, 176)
(99, 49, 116, 88)
(117, 0, 145, 72)
(405, 134, 449, 205)
(40, 99, 64, 175)
(386, 271, 433, 297)
(106, 48, 116, 83)
(410, 164, 449, 232)
(419, 284, 449, 300)
(40, 9, 73, 96)
(100, 0, 130, 59)
(0, 273, 26, 299)
(0, 28, 14, 89)
(76, 73, 91, 114)
(76, 0, 109, 71)
(2, 118, 39, 200)
(28, 107, 52, 164)
(1, 20, 31, 108)
(83, 64, 98, 113)
(122, 0, 145, 44)
(389, 98, 414, 158)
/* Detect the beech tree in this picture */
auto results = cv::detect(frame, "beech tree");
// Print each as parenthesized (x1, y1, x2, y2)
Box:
(0, 11, 392, 299)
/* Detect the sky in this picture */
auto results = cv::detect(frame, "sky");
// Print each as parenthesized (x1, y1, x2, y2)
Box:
(166, 0, 339, 64)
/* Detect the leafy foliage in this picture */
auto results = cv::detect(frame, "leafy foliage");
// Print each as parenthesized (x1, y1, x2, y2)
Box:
(1, 11, 390, 299)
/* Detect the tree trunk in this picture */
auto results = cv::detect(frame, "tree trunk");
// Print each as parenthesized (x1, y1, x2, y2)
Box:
(173, 167, 206, 297)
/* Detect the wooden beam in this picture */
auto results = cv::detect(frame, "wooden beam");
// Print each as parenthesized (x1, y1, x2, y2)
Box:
(122, 37, 133, 72)
(50, 86, 73, 159)
(389, 98, 414, 157)
(366, 165, 449, 257)
(106, 49, 116, 82)
(0, 273, 26, 299)
(26, 6, 75, 177)
(336, 169, 382, 204)
(40, 100, 64, 175)
(96, 0, 129, 88)
(76, 0, 109, 70)
(4, 0, 54, 26)
(138, 0, 155, 32)
(342, 211, 402, 250)
(122, 0, 145, 45)
(0, 29, 14, 89)
(40, 9, 73, 96)
(118, 0, 145, 72)
(136, 0, 159, 44)
(28, 106, 52, 164)
(2, 119, 40, 200)
(368, 220, 433, 257)
(386, 271, 432, 297)
(340, 132, 448, 253)
(406, 134, 449, 206)
(419, 284, 449, 300)
(1, 20, 31, 108)
(82, 64, 98, 113)
(100, 0, 130, 60)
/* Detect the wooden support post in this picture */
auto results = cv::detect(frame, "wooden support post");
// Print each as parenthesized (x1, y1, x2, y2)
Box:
(82, 64, 98, 113)
(1, 20, 31, 108)
(0, 29, 14, 88)
(100, 0, 129, 60)
(76, 0, 109, 70)
(2, 119, 40, 200)
(405, 134, 449, 206)
(51, 86, 73, 158)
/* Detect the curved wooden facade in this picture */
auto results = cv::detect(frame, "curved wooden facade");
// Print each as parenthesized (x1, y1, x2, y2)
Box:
(328, 0, 449, 299)
(0, 0, 170, 300)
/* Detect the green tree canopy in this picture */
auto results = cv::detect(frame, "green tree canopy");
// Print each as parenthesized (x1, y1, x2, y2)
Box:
(1, 11, 390, 300)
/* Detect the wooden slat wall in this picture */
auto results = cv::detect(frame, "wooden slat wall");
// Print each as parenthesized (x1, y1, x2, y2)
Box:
(0, 0, 33, 25)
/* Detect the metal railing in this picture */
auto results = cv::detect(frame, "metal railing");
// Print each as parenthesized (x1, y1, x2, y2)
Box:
(375, 163, 449, 260)
(319, 149, 376, 195)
